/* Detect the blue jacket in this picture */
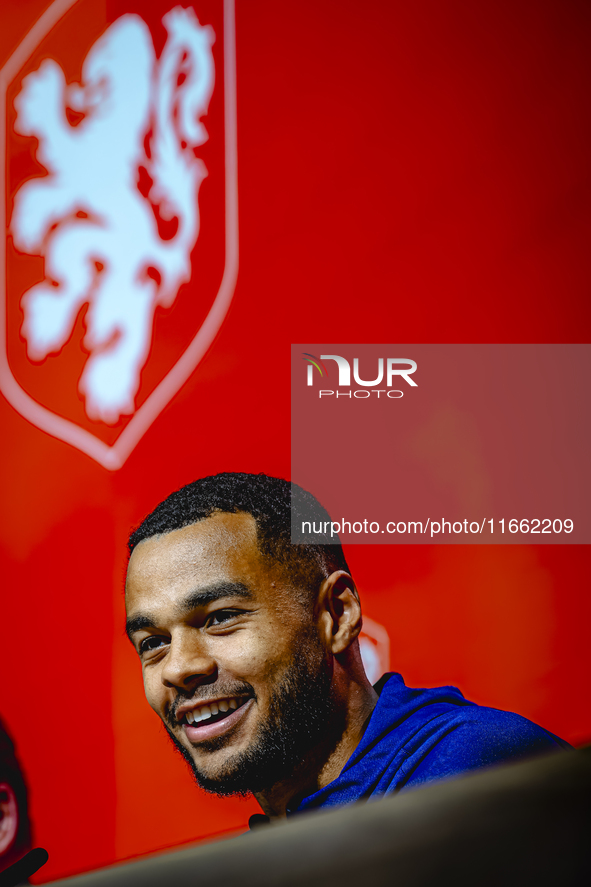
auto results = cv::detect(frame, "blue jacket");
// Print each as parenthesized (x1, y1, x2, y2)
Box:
(291, 673, 570, 814)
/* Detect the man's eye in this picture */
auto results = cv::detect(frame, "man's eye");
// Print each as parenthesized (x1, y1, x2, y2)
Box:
(139, 636, 167, 655)
(205, 609, 240, 627)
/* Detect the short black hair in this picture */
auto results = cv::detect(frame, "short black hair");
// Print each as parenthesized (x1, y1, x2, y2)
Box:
(127, 473, 350, 600)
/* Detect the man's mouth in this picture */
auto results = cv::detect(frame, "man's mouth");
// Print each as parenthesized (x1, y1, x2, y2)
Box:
(178, 696, 249, 730)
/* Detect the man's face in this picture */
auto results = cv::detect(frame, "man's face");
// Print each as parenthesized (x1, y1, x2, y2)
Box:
(125, 512, 336, 795)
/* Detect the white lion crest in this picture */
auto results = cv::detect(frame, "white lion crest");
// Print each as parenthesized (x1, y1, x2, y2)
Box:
(10, 8, 215, 424)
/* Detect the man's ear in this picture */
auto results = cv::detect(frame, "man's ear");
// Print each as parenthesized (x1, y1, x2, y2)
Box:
(0, 783, 18, 856)
(316, 571, 362, 655)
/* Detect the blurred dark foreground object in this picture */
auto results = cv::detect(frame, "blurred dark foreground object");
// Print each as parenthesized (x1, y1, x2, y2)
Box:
(48, 747, 590, 887)
(0, 848, 49, 887)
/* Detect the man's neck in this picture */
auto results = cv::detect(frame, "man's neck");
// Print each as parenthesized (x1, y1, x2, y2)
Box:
(253, 674, 379, 819)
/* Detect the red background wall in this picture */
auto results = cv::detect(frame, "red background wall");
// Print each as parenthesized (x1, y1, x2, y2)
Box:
(1, 0, 590, 882)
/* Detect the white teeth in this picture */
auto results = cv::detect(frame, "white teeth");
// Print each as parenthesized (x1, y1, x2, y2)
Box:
(185, 698, 241, 726)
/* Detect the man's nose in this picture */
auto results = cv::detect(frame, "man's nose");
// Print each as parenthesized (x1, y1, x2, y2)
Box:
(160, 629, 216, 689)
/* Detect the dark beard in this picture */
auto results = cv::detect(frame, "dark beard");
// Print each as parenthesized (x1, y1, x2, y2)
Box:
(164, 628, 340, 797)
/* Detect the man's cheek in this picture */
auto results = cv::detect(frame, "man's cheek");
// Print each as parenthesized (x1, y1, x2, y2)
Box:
(227, 624, 287, 668)
(219, 634, 266, 672)
(226, 646, 278, 682)
(143, 670, 163, 717)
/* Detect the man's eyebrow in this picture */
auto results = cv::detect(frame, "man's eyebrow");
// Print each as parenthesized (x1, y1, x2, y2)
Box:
(125, 614, 156, 641)
(125, 583, 254, 642)
(179, 581, 253, 614)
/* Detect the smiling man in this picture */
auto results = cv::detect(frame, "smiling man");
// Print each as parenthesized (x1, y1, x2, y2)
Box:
(125, 473, 569, 821)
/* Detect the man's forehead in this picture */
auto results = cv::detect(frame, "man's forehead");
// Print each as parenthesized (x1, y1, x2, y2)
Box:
(125, 512, 265, 603)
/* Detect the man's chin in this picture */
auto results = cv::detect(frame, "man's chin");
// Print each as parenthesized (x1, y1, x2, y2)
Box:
(165, 726, 255, 797)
